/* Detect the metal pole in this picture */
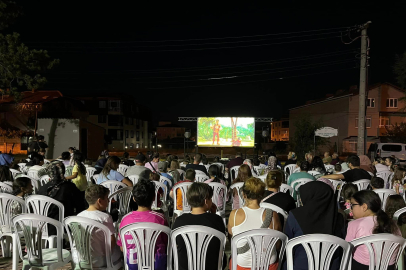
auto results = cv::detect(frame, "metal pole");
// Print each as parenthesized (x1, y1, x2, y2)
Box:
(357, 21, 371, 155)
(183, 137, 185, 159)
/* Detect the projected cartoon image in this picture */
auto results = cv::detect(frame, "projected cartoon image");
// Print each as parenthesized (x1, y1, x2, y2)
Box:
(198, 117, 255, 147)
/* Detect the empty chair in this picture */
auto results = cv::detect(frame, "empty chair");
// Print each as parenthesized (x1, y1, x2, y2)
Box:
(170, 225, 226, 270)
(349, 234, 406, 270)
(208, 182, 227, 219)
(0, 182, 12, 193)
(377, 171, 394, 189)
(231, 228, 288, 270)
(230, 165, 240, 181)
(13, 214, 72, 270)
(128, 174, 139, 185)
(117, 164, 129, 176)
(353, 179, 371, 191)
(100, 180, 127, 199)
(286, 234, 352, 270)
(85, 166, 96, 185)
(230, 182, 245, 210)
(284, 164, 298, 176)
(260, 202, 288, 229)
(374, 189, 397, 210)
(119, 222, 171, 270)
(64, 216, 123, 270)
(107, 187, 133, 221)
(39, 174, 51, 186)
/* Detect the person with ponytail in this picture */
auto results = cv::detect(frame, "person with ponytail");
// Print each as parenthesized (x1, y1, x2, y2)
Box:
(346, 190, 401, 270)
(38, 161, 86, 235)
(65, 151, 88, 192)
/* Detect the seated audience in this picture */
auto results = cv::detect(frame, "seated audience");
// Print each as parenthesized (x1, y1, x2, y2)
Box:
(145, 152, 160, 172)
(170, 168, 195, 211)
(95, 154, 108, 174)
(284, 152, 297, 166)
(226, 152, 244, 175)
(264, 156, 278, 175)
(331, 153, 340, 165)
(117, 178, 168, 270)
(185, 153, 208, 175)
(373, 157, 389, 173)
(370, 177, 384, 190)
(231, 164, 252, 209)
(287, 161, 316, 201)
(359, 155, 375, 174)
(229, 177, 281, 270)
(340, 183, 358, 219)
(65, 151, 88, 192)
(125, 153, 151, 179)
(205, 165, 226, 210)
(0, 165, 13, 184)
(386, 157, 396, 172)
(173, 182, 225, 270)
(121, 152, 133, 166)
(38, 161, 86, 235)
(323, 152, 332, 164)
(326, 155, 372, 183)
(305, 151, 314, 165)
(310, 156, 326, 175)
(11, 177, 33, 216)
(158, 161, 174, 187)
(283, 181, 345, 270)
(60, 151, 71, 166)
(97, 156, 133, 186)
(334, 163, 342, 173)
(76, 185, 121, 267)
(385, 194, 406, 237)
(346, 190, 401, 270)
(168, 160, 181, 183)
(393, 167, 406, 194)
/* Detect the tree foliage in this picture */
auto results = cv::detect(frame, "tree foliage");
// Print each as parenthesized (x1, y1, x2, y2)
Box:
(385, 123, 406, 143)
(394, 51, 406, 89)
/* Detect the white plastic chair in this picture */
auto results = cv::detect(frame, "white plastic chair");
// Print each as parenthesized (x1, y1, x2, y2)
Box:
(17, 163, 26, 171)
(0, 182, 12, 193)
(253, 165, 264, 176)
(377, 171, 394, 189)
(93, 174, 99, 183)
(119, 222, 171, 270)
(349, 233, 406, 270)
(13, 214, 72, 270)
(286, 234, 353, 270)
(230, 182, 245, 210)
(85, 167, 96, 185)
(152, 180, 167, 208)
(258, 174, 267, 182)
(393, 207, 406, 223)
(177, 169, 186, 180)
(128, 174, 139, 185)
(39, 174, 51, 186)
(118, 164, 129, 176)
(64, 216, 123, 270)
(213, 163, 225, 174)
(231, 228, 288, 270)
(230, 166, 240, 181)
(353, 179, 371, 191)
(307, 170, 322, 177)
(0, 193, 26, 270)
(280, 183, 294, 194)
(160, 175, 173, 188)
(290, 178, 313, 196)
(27, 169, 40, 180)
(324, 164, 335, 172)
(284, 164, 298, 176)
(9, 168, 20, 180)
(195, 170, 207, 175)
(208, 182, 227, 220)
(107, 186, 133, 215)
(195, 174, 209, 183)
(260, 202, 288, 230)
(374, 189, 397, 210)
(100, 180, 127, 199)
(170, 225, 226, 270)
(25, 175, 39, 193)
(172, 182, 193, 223)
(326, 179, 343, 192)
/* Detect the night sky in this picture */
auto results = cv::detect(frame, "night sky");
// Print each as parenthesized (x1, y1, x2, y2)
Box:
(10, 1, 406, 126)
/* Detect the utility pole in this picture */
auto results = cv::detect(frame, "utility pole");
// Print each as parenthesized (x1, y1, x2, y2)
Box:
(357, 21, 371, 155)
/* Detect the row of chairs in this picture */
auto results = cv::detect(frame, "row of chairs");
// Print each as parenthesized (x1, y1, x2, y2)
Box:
(10, 213, 406, 270)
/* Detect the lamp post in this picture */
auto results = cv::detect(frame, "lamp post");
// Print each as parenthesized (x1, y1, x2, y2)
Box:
(184, 130, 191, 159)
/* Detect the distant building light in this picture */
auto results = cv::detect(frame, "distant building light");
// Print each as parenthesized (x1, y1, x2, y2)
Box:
(158, 144, 162, 148)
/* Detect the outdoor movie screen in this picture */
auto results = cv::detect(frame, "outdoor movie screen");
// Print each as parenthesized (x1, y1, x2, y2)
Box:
(197, 117, 255, 147)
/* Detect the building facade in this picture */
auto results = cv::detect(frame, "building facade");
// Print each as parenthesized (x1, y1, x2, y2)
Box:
(289, 83, 406, 154)
(271, 118, 289, 141)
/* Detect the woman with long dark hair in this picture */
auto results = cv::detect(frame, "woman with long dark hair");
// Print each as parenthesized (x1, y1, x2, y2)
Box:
(65, 151, 88, 191)
(231, 164, 252, 209)
(346, 190, 401, 270)
(97, 156, 133, 186)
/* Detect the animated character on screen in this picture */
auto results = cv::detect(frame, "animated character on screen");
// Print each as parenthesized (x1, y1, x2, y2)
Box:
(210, 119, 222, 145)
(233, 137, 242, 146)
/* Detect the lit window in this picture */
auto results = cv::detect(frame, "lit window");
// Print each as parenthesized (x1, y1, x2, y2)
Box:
(379, 117, 389, 127)
(366, 98, 375, 108)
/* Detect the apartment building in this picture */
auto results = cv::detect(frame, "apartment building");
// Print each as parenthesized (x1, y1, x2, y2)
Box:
(271, 118, 289, 141)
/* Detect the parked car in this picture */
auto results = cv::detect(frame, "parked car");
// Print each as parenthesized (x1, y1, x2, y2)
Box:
(368, 143, 406, 163)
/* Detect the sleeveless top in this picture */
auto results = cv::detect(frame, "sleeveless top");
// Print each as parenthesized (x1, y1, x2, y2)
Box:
(231, 207, 277, 268)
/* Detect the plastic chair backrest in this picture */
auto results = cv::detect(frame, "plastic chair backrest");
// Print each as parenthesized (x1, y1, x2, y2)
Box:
(107, 186, 133, 217)
(286, 234, 353, 270)
(324, 164, 335, 172)
(100, 180, 127, 199)
(208, 182, 227, 215)
(173, 182, 193, 213)
(39, 175, 51, 186)
(377, 171, 393, 188)
(13, 214, 65, 267)
(260, 202, 288, 230)
(326, 179, 343, 192)
(0, 193, 26, 229)
(26, 194, 65, 222)
(64, 216, 117, 269)
(177, 169, 186, 180)
(85, 167, 96, 184)
(27, 169, 39, 180)
(393, 206, 406, 223)
(195, 175, 209, 183)
(128, 174, 139, 185)
(290, 178, 313, 193)
(230, 166, 240, 181)
(280, 183, 294, 194)
(374, 189, 397, 210)
(170, 225, 226, 270)
(307, 170, 321, 177)
(258, 174, 267, 182)
(231, 228, 288, 270)
(213, 163, 224, 174)
(120, 222, 171, 270)
(253, 166, 264, 176)
(9, 168, 20, 180)
(353, 179, 371, 191)
(152, 180, 167, 209)
(230, 182, 245, 210)
(24, 175, 39, 193)
(349, 233, 406, 270)
(118, 164, 129, 176)
(0, 182, 12, 193)
(160, 175, 172, 188)
(284, 164, 298, 176)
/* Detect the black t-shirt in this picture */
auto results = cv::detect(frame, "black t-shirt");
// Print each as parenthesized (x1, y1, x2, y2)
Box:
(226, 157, 244, 169)
(172, 213, 225, 270)
(185, 164, 208, 175)
(263, 190, 296, 228)
(342, 168, 372, 183)
(284, 159, 297, 166)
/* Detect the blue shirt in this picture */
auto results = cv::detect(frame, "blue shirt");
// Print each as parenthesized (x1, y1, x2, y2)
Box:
(97, 170, 125, 184)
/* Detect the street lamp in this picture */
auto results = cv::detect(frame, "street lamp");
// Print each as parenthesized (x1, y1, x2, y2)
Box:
(184, 130, 191, 159)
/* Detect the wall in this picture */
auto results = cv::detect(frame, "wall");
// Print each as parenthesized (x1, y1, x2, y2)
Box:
(79, 120, 105, 160)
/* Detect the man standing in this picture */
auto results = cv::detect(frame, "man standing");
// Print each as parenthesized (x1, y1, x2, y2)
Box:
(211, 119, 221, 145)
(185, 153, 208, 174)
(125, 153, 151, 179)
(326, 155, 372, 183)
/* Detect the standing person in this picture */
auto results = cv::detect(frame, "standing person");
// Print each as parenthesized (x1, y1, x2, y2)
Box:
(211, 119, 222, 145)
(283, 181, 345, 270)
(125, 153, 151, 179)
(145, 152, 160, 172)
(97, 156, 133, 187)
(185, 153, 208, 174)
(326, 155, 372, 183)
(172, 182, 225, 270)
(65, 151, 88, 192)
(228, 177, 282, 270)
(346, 190, 401, 270)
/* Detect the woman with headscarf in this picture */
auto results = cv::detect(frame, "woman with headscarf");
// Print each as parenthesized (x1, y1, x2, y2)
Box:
(38, 161, 86, 235)
(264, 156, 277, 175)
(358, 155, 375, 174)
(282, 181, 345, 270)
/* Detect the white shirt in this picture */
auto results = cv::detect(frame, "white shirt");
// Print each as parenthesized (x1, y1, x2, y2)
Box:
(375, 163, 390, 172)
